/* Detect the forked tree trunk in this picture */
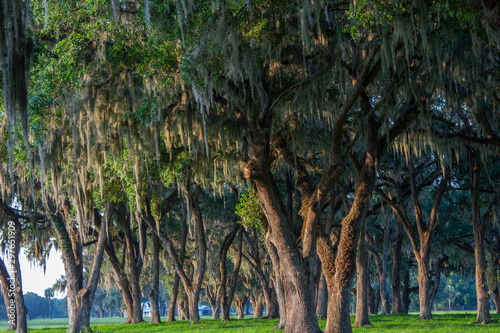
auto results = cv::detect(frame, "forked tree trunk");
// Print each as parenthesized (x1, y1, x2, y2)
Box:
(149, 232, 161, 323)
(379, 154, 448, 321)
(354, 221, 371, 326)
(244, 116, 323, 333)
(50, 204, 111, 333)
(318, 119, 377, 333)
(248, 172, 321, 332)
(220, 226, 242, 321)
(391, 221, 404, 314)
(234, 294, 249, 319)
(206, 284, 221, 320)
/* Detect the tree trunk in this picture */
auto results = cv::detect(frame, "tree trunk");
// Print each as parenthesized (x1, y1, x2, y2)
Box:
(122, 213, 144, 324)
(206, 284, 221, 320)
(250, 296, 263, 318)
(50, 203, 111, 333)
(416, 253, 433, 320)
(368, 284, 376, 315)
(318, 134, 376, 333)
(266, 235, 286, 329)
(380, 218, 391, 314)
(105, 240, 134, 323)
(241, 229, 278, 319)
(251, 173, 321, 333)
(234, 294, 249, 319)
(469, 149, 492, 324)
(244, 129, 322, 333)
(149, 232, 161, 323)
(402, 259, 412, 314)
(354, 221, 371, 326)
(178, 290, 188, 320)
(187, 289, 200, 323)
(167, 211, 188, 322)
(316, 273, 328, 318)
(0, 259, 16, 331)
(493, 285, 500, 314)
(391, 221, 404, 314)
(167, 274, 180, 321)
(429, 255, 447, 311)
(220, 226, 242, 321)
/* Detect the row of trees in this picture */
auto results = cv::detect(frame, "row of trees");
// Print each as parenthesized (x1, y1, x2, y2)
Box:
(0, 1, 499, 333)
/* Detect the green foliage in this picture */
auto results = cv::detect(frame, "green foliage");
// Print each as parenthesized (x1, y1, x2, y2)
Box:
(235, 190, 263, 234)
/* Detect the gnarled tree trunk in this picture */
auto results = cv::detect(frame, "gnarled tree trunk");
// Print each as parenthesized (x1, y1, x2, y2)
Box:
(234, 293, 249, 319)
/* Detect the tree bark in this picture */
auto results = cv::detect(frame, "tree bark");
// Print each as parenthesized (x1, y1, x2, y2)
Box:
(318, 114, 377, 333)
(416, 250, 433, 319)
(391, 221, 404, 314)
(177, 290, 188, 320)
(0, 259, 16, 331)
(354, 221, 371, 326)
(316, 273, 328, 319)
(245, 165, 322, 333)
(265, 235, 286, 329)
(469, 148, 493, 324)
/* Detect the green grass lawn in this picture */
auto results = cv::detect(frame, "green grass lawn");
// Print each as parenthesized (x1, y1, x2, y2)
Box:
(0, 312, 499, 332)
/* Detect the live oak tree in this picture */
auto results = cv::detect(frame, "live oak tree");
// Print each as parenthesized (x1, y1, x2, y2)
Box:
(1, 1, 500, 332)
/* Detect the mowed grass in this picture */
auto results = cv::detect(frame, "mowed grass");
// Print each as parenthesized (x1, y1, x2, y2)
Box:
(0, 312, 499, 332)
